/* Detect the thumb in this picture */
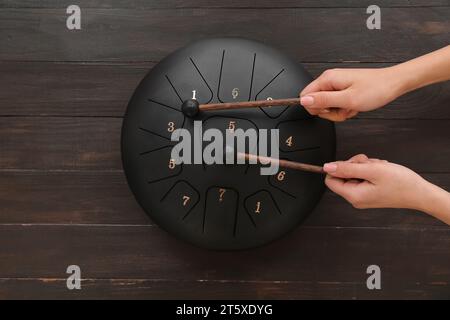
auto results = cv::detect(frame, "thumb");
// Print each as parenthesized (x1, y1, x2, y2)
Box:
(300, 91, 350, 110)
(323, 161, 375, 180)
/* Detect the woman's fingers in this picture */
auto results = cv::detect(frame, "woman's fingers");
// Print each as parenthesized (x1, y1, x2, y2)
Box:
(317, 108, 353, 122)
(325, 175, 363, 202)
(300, 90, 349, 111)
(323, 161, 376, 180)
(348, 154, 369, 163)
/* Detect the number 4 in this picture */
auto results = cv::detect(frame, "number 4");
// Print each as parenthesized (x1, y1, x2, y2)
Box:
(285, 136, 293, 147)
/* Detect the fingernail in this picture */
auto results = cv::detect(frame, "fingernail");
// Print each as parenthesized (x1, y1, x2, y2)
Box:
(300, 95, 314, 107)
(323, 162, 337, 173)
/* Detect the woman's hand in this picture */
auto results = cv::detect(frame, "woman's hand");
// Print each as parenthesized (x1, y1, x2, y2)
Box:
(323, 154, 426, 209)
(300, 68, 402, 122)
(300, 46, 450, 122)
(323, 155, 450, 225)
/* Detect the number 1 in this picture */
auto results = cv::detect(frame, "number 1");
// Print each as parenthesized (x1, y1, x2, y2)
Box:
(255, 201, 261, 214)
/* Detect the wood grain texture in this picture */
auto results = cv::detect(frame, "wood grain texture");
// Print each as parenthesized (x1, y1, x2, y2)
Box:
(0, 170, 149, 225)
(1, 62, 449, 119)
(0, 170, 447, 227)
(0, 225, 449, 300)
(1, 0, 449, 9)
(1, 278, 448, 300)
(1, 2, 449, 300)
(0, 62, 151, 117)
(0, 117, 122, 170)
(1, 117, 448, 172)
(0, 8, 448, 62)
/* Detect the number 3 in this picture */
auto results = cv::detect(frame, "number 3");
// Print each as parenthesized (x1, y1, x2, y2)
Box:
(168, 159, 176, 169)
(167, 121, 175, 132)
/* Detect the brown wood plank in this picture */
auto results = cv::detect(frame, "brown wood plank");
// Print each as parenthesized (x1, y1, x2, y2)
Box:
(0, 170, 447, 228)
(0, 62, 151, 117)
(337, 119, 450, 173)
(1, 117, 448, 172)
(0, 278, 447, 299)
(1, 0, 449, 9)
(0, 170, 149, 225)
(0, 117, 122, 170)
(1, 62, 449, 119)
(0, 8, 448, 62)
(0, 225, 449, 298)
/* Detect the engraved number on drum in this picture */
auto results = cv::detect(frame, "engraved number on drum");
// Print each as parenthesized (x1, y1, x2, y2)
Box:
(219, 188, 226, 202)
(228, 121, 236, 132)
(182, 195, 190, 206)
(285, 136, 293, 147)
(277, 171, 286, 181)
(168, 159, 176, 170)
(167, 121, 175, 133)
(255, 201, 261, 214)
(232, 88, 239, 99)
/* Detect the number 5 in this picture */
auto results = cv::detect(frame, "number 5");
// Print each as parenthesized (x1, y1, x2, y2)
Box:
(228, 121, 236, 131)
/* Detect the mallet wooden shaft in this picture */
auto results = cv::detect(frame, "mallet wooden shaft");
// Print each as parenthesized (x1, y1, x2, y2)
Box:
(237, 152, 324, 174)
(199, 98, 300, 111)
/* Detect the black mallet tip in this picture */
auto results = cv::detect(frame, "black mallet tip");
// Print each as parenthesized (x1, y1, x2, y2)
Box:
(181, 99, 200, 118)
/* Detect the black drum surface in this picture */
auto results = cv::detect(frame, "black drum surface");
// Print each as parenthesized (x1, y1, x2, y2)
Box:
(122, 38, 335, 250)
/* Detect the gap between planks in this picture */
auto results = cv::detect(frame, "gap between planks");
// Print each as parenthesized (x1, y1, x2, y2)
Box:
(0, 223, 448, 232)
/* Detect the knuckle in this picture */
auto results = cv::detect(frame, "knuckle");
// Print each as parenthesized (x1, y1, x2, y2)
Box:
(321, 69, 336, 81)
(348, 195, 366, 209)
(356, 153, 369, 161)
(360, 153, 368, 158)
(352, 201, 366, 209)
(322, 69, 333, 77)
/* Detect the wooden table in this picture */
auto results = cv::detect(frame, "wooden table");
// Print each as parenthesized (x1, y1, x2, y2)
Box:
(0, 0, 449, 299)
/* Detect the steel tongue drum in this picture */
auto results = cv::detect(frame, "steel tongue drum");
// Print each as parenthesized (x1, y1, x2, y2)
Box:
(121, 38, 335, 250)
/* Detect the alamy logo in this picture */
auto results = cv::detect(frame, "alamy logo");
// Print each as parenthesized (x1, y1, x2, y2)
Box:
(170, 121, 280, 175)
(366, 265, 381, 290)
(66, 265, 81, 290)
(66, 5, 81, 30)
(366, 5, 381, 30)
